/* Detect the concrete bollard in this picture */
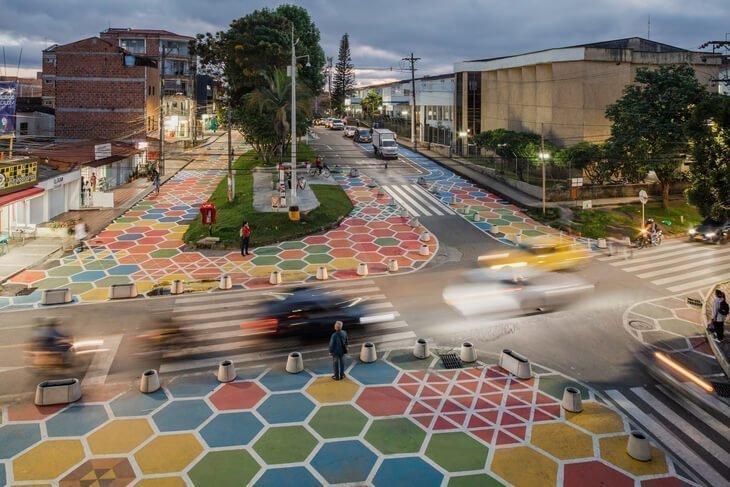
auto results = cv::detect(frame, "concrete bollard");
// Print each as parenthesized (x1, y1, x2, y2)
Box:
(409, 217, 420, 228)
(218, 275, 233, 290)
(627, 431, 652, 462)
(349, 168, 360, 178)
(561, 386, 583, 413)
(413, 338, 430, 359)
(269, 270, 282, 285)
(360, 342, 377, 363)
(388, 196, 397, 206)
(597, 238, 607, 249)
(419, 244, 430, 256)
(459, 205, 470, 215)
(41, 288, 73, 305)
(515, 234, 522, 245)
(499, 349, 532, 379)
(170, 280, 184, 295)
(140, 369, 160, 393)
(377, 186, 386, 197)
(473, 214, 481, 222)
(357, 262, 369, 276)
(316, 266, 329, 280)
(400, 208, 410, 219)
(460, 342, 477, 363)
(286, 352, 304, 374)
(217, 360, 237, 383)
(387, 259, 399, 272)
(109, 283, 138, 300)
(34, 378, 81, 406)
(420, 231, 431, 242)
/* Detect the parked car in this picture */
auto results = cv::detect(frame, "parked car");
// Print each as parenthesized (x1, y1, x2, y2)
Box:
(330, 119, 345, 130)
(688, 218, 730, 244)
(344, 126, 357, 137)
(323, 118, 334, 128)
(354, 128, 372, 143)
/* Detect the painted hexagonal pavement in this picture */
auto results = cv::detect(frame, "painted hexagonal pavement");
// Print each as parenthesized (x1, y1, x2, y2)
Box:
(365, 417, 426, 454)
(59, 457, 135, 486)
(13, 439, 85, 482)
(210, 381, 267, 410)
(309, 404, 368, 439)
(373, 457, 443, 487)
(200, 412, 264, 447)
(425, 432, 489, 471)
(188, 449, 261, 487)
(311, 440, 377, 484)
(256, 392, 315, 424)
(253, 426, 318, 465)
(87, 419, 153, 455)
(134, 434, 203, 475)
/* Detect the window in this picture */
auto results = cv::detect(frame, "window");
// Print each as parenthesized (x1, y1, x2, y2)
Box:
(467, 72, 481, 135)
(19, 122, 28, 135)
(44, 78, 54, 85)
(43, 55, 56, 66)
(162, 60, 189, 77)
(120, 38, 146, 54)
(161, 40, 188, 56)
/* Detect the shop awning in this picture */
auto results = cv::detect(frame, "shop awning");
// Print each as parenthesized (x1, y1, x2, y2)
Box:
(0, 187, 44, 207)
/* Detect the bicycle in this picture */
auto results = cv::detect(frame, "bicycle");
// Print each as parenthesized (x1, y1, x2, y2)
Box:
(321, 168, 330, 178)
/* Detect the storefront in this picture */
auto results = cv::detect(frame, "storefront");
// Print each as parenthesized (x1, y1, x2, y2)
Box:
(37, 169, 81, 219)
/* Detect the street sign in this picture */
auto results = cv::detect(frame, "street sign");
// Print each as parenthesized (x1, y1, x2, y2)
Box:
(638, 190, 648, 204)
(582, 200, 592, 210)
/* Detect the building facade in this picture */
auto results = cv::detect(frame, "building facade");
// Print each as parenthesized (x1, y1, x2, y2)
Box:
(453, 37, 723, 147)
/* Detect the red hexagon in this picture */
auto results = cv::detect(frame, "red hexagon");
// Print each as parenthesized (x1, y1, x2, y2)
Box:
(356, 386, 411, 417)
(378, 247, 405, 257)
(138, 237, 164, 246)
(353, 243, 378, 252)
(370, 229, 396, 238)
(210, 382, 267, 411)
(358, 252, 384, 264)
(564, 461, 633, 487)
(350, 235, 374, 244)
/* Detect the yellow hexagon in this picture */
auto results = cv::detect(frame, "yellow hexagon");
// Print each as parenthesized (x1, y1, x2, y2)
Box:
(106, 223, 134, 231)
(281, 270, 309, 282)
(566, 401, 624, 434)
(79, 287, 111, 302)
(329, 258, 360, 270)
(136, 477, 187, 487)
(151, 222, 178, 230)
(491, 446, 557, 486)
(135, 281, 157, 294)
(87, 418, 153, 455)
(531, 422, 594, 460)
(599, 435, 668, 476)
(13, 439, 85, 482)
(248, 265, 278, 278)
(306, 377, 360, 403)
(134, 434, 203, 475)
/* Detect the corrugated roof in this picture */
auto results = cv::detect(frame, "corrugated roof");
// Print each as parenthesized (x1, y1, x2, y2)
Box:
(20, 140, 141, 166)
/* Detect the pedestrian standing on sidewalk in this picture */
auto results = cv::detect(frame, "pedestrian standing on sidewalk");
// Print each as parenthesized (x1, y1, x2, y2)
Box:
(709, 289, 728, 342)
(152, 167, 160, 194)
(240, 220, 251, 256)
(328, 321, 348, 380)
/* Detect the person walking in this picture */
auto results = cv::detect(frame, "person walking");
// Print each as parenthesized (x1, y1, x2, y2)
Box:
(709, 289, 728, 342)
(328, 321, 348, 380)
(240, 221, 251, 256)
(152, 167, 161, 194)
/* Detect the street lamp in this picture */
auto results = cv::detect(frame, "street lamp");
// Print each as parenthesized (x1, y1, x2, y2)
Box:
(539, 151, 551, 214)
(290, 24, 311, 205)
(458, 129, 470, 157)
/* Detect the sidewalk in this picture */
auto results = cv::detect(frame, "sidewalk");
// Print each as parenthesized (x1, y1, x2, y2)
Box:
(0, 348, 696, 486)
(0, 238, 62, 284)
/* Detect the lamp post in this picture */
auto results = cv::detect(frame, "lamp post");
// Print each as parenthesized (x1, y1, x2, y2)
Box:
(290, 24, 310, 205)
(539, 151, 551, 214)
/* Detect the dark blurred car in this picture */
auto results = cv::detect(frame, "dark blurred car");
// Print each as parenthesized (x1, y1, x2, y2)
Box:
(354, 128, 372, 143)
(688, 218, 730, 244)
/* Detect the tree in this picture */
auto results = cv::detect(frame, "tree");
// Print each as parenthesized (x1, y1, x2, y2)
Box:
(556, 141, 619, 184)
(331, 33, 355, 116)
(685, 93, 730, 221)
(473, 129, 559, 181)
(605, 65, 708, 208)
(360, 90, 382, 120)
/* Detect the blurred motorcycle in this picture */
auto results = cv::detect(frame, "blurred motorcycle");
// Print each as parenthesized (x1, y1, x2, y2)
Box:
(26, 318, 75, 368)
(636, 229, 663, 249)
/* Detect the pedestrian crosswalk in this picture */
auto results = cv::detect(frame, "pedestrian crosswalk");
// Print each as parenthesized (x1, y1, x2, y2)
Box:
(156, 279, 416, 375)
(604, 385, 730, 486)
(383, 184, 456, 217)
(596, 239, 730, 293)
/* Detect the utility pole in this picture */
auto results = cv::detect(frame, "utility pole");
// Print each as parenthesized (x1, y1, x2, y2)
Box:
(402, 53, 420, 152)
(227, 97, 233, 202)
(291, 24, 298, 204)
(326, 56, 333, 116)
(541, 122, 546, 215)
(159, 47, 166, 176)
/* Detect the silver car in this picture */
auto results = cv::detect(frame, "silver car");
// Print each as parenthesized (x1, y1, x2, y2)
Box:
(344, 126, 357, 137)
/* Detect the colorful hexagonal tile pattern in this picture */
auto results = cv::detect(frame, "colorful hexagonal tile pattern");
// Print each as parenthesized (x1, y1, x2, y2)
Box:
(0, 349, 697, 486)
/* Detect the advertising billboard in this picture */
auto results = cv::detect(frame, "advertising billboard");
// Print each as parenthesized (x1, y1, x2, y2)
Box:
(0, 159, 38, 195)
(0, 81, 17, 136)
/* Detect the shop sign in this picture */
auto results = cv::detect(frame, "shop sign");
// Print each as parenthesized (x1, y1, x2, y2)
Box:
(38, 169, 81, 190)
(94, 143, 112, 160)
(0, 82, 17, 136)
(0, 160, 38, 194)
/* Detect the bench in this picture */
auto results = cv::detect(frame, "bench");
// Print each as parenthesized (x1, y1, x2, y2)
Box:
(196, 237, 220, 248)
(11, 224, 37, 244)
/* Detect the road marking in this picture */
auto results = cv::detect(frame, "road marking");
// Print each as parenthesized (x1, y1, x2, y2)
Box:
(82, 334, 123, 386)
(656, 385, 730, 436)
(400, 185, 447, 215)
(610, 243, 707, 267)
(668, 274, 730, 293)
(385, 185, 434, 216)
(651, 260, 730, 286)
(408, 184, 456, 214)
(636, 252, 730, 278)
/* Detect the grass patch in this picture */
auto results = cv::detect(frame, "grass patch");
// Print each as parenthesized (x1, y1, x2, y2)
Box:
(183, 144, 353, 248)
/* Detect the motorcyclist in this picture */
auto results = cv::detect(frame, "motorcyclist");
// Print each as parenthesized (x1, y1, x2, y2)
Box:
(644, 218, 659, 244)
(33, 318, 71, 353)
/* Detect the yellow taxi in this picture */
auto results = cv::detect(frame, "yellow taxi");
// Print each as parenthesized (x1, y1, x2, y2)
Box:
(477, 236, 592, 271)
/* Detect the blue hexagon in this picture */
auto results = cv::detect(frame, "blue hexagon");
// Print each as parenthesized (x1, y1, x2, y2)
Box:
(167, 374, 220, 398)
(117, 233, 144, 241)
(153, 399, 212, 432)
(0, 423, 41, 458)
(107, 264, 141, 276)
(141, 214, 160, 220)
(46, 404, 108, 437)
(0, 463, 5, 486)
(110, 389, 168, 417)
(200, 412, 264, 447)
(257, 393, 314, 424)
(70, 270, 107, 282)
(312, 440, 377, 484)
(349, 361, 399, 385)
(259, 369, 312, 392)
(254, 466, 321, 487)
(373, 457, 443, 487)
(159, 217, 181, 223)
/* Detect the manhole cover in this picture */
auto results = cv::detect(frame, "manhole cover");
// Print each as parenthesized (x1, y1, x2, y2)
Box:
(439, 353, 463, 369)
(628, 320, 655, 331)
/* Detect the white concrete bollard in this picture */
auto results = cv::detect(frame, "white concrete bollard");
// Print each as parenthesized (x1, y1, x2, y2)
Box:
(419, 244, 430, 256)
(420, 231, 431, 242)
(170, 280, 184, 295)
(377, 186, 386, 197)
(459, 205, 470, 215)
(316, 266, 329, 280)
(597, 238, 607, 249)
(357, 263, 369, 276)
(109, 283, 138, 300)
(218, 275, 233, 290)
(42, 288, 73, 305)
(388, 197, 397, 206)
(387, 259, 399, 272)
(140, 369, 160, 393)
(460, 342, 478, 363)
(34, 378, 82, 406)
(515, 234, 522, 245)
(400, 208, 410, 219)
(269, 270, 282, 285)
(217, 360, 237, 383)
(413, 338, 430, 359)
(286, 352, 304, 374)
(627, 431, 652, 462)
(561, 386, 583, 413)
(360, 342, 377, 363)
(409, 217, 420, 228)
(499, 349, 532, 379)
(473, 214, 481, 222)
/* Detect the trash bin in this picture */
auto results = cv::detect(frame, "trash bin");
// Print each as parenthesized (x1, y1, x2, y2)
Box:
(289, 205, 300, 221)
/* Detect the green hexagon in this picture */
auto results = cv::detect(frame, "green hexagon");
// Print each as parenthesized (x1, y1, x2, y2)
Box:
(67, 282, 95, 295)
(96, 276, 133, 287)
(502, 215, 524, 222)
(309, 405, 368, 439)
(83, 260, 117, 270)
(114, 217, 138, 223)
(449, 474, 505, 486)
(486, 219, 510, 226)
(365, 418, 426, 455)
(425, 432, 489, 472)
(280, 241, 307, 250)
(522, 229, 546, 237)
(304, 254, 333, 264)
(255, 246, 281, 256)
(34, 277, 71, 289)
(278, 260, 307, 271)
(47, 265, 83, 277)
(188, 449, 260, 487)
(252, 255, 281, 266)
(374, 237, 399, 247)
(150, 249, 180, 259)
(253, 426, 318, 465)
(304, 245, 332, 254)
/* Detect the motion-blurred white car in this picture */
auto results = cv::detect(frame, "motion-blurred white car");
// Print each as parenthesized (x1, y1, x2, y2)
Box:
(442, 269, 594, 317)
(344, 126, 357, 137)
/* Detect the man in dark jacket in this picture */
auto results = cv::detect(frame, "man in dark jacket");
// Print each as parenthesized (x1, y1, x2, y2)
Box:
(328, 320, 348, 380)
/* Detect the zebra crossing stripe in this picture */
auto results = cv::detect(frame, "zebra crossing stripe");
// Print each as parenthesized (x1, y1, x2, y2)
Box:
(386, 185, 439, 216)
(407, 184, 456, 214)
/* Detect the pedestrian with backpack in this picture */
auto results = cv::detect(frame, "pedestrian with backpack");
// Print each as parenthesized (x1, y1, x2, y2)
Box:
(328, 321, 348, 380)
(708, 289, 728, 342)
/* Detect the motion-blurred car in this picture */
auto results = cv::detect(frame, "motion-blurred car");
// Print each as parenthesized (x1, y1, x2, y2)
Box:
(330, 119, 345, 130)
(443, 269, 594, 317)
(344, 126, 357, 137)
(688, 218, 729, 244)
(354, 128, 372, 143)
(477, 236, 591, 271)
(324, 118, 334, 128)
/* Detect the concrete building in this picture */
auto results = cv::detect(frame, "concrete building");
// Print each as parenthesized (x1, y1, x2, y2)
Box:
(453, 37, 724, 147)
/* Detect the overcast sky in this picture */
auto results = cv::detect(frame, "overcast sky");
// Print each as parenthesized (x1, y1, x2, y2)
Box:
(1, 0, 729, 86)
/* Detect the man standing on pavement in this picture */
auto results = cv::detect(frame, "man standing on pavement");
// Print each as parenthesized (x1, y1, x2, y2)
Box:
(240, 220, 251, 256)
(329, 321, 348, 380)
(709, 289, 728, 342)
